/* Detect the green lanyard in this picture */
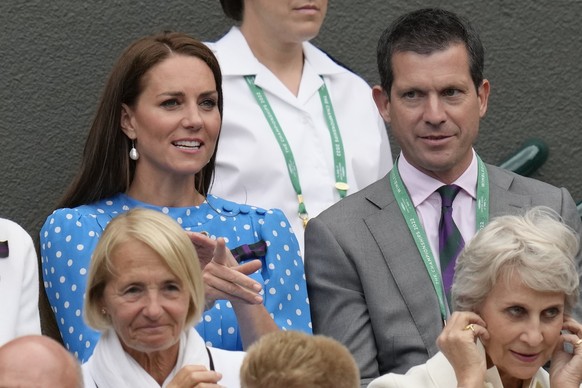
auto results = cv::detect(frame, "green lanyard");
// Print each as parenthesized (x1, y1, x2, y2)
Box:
(245, 75, 348, 228)
(389, 155, 489, 323)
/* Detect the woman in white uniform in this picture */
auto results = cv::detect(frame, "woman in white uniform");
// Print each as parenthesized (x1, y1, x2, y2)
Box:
(209, 0, 393, 252)
(0, 217, 41, 345)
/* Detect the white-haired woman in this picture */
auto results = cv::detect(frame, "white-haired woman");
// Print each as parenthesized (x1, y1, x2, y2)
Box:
(82, 208, 245, 388)
(369, 207, 582, 388)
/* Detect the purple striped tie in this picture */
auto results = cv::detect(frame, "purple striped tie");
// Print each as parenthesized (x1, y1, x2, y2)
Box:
(437, 185, 465, 304)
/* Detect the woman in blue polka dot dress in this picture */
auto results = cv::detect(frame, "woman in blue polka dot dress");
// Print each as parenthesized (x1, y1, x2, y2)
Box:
(40, 32, 312, 363)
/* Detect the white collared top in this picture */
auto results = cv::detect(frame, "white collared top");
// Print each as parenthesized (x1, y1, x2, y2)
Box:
(0, 217, 41, 346)
(207, 27, 393, 253)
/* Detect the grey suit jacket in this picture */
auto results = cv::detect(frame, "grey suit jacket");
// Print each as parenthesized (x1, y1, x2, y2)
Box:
(304, 164, 582, 387)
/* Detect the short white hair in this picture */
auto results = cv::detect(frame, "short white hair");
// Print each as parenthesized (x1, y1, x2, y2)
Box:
(452, 206, 579, 314)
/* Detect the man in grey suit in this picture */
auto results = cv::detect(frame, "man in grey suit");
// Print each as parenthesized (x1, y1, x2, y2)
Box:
(304, 8, 582, 387)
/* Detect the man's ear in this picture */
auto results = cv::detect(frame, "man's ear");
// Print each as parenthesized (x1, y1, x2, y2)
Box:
(372, 85, 391, 124)
(120, 103, 136, 139)
(477, 79, 490, 119)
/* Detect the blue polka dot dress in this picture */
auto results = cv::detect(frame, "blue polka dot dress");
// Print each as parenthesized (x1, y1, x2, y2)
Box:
(40, 193, 312, 362)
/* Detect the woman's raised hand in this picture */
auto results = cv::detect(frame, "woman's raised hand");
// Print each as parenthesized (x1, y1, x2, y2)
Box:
(437, 311, 489, 388)
(550, 317, 582, 388)
(188, 232, 263, 309)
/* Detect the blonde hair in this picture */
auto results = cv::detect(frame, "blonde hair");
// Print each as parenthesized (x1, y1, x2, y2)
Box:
(240, 331, 360, 388)
(84, 208, 205, 330)
(452, 206, 579, 314)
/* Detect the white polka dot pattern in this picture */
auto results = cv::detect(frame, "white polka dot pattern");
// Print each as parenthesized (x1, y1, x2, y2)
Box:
(40, 193, 311, 362)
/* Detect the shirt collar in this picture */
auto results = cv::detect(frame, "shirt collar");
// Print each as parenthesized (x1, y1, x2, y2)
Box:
(210, 26, 348, 77)
(398, 149, 478, 207)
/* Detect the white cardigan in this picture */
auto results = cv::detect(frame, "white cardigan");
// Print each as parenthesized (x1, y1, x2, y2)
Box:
(368, 342, 549, 388)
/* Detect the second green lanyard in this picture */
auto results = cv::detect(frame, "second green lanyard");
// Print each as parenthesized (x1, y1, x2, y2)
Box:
(245, 75, 348, 228)
(390, 155, 490, 323)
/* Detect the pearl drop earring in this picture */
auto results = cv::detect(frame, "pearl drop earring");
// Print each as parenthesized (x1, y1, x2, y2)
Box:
(129, 140, 139, 161)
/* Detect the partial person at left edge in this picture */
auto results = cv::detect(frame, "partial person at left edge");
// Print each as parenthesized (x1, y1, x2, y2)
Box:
(40, 31, 311, 363)
(0, 217, 41, 345)
(0, 335, 83, 388)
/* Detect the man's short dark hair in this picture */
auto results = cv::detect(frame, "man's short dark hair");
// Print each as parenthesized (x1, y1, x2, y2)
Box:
(220, 0, 243, 22)
(377, 8, 484, 97)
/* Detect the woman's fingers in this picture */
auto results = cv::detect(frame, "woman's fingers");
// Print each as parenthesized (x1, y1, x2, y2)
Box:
(188, 234, 240, 269)
(235, 259, 262, 276)
(563, 318, 582, 337)
(437, 311, 489, 361)
(187, 232, 216, 268)
(188, 232, 264, 307)
(437, 312, 488, 386)
(167, 365, 223, 387)
(212, 238, 238, 267)
(443, 311, 488, 339)
(203, 260, 263, 305)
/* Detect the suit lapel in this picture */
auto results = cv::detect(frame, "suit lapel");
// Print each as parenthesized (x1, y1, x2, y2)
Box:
(364, 179, 443, 356)
(487, 165, 532, 217)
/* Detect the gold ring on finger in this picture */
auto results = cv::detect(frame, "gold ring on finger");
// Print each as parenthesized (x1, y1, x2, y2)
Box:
(463, 324, 475, 333)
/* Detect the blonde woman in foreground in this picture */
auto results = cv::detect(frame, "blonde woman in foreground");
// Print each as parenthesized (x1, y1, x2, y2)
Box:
(82, 208, 244, 387)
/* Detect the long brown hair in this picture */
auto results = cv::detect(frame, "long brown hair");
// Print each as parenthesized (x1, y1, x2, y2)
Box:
(58, 32, 223, 209)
